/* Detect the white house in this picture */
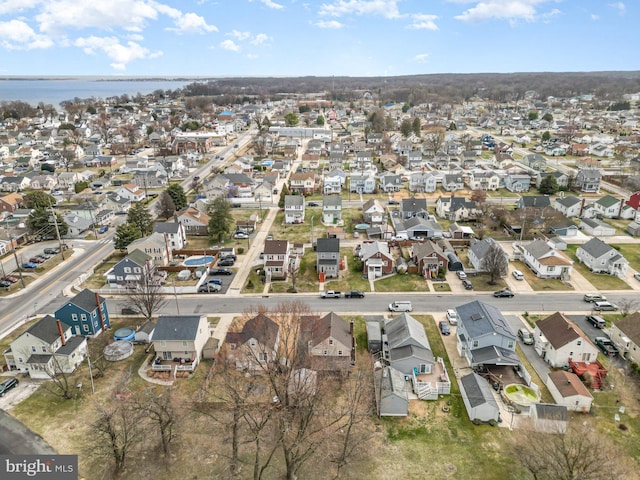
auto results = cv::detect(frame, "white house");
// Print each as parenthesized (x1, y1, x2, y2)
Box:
(546, 370, 593, 413)
(533, 312, 599, 368)
(116, 183, 146, 202)
(284, 195, 305, 224)
(520, 239, 573, 279)
(576, 237, 629, 277)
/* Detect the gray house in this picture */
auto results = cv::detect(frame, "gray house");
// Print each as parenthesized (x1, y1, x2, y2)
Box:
(576, 237, 629, 277)
(107, 249, 153, 287)
(374, 365, 408, 417)
(459, 373, 500, 424)
(316, 237, 340, 279)
(573, 169, 601, 193)
(401, 196, 428, 219)
(467, 237, 508, 274)
(322, 195, 342, 225)
(383, 313, 433, 375)
(554, 195, 582, 218)
(456, 300, 518, 368)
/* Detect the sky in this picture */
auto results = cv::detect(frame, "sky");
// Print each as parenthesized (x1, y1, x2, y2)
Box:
(0, 0, 637, 77)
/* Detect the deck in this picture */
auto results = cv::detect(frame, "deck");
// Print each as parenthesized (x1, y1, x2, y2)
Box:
(412, 357, 451, 400)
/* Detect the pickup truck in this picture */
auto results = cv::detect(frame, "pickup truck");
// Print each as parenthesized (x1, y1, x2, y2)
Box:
(320, 290, 341, 298)
(344, 290, 365, 298)
(594, 337, 618, 357)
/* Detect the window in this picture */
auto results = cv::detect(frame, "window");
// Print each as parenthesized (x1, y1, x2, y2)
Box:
(71, 314, 78, 321)
(338, 350, 343, 355)
(577, 341, 582, 346)
(124, 267, 131, 273)
(31, 346, 36, 353)
(41, 346, 47, 353)
(329, 339, 333, 345)
(182, 341, 188, 347)
(81, 314, 87, 321)
(473, 340, 478, 348)
(250, 340, 256, 347)
(134, 267, 141, 273)
(508, 341, 514, 349)
(323, 350, 328, 355)
(569, 351, 573, 356)
(83, 324, 89, 332)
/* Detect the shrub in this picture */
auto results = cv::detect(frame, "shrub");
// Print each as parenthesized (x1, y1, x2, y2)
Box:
(237, 247, 245, 254)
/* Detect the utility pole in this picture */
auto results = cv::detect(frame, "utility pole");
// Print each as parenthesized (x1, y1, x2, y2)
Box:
(49, 201, 66, 260)
(9, 233, 25, 289)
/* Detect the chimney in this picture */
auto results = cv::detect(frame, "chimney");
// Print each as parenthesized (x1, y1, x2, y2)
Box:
(56, 319, 66, 346)
(95, 291, 106, 331)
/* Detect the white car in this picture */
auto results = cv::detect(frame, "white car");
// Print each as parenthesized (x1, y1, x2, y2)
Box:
(233, 231, 249, 239)
(512, 270, 524, 280)
(456, 271, 467, 280)
(446, 309, 458, 325)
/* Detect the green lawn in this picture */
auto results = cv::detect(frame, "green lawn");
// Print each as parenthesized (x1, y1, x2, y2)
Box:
(565, 245, 632, 290)
(609, 244, 640, 272)
(511, 260, 574, 291)
(374, 273, 430, 292)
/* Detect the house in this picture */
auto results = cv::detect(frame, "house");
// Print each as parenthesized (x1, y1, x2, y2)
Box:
(116, 183, 146, 202)
(554, 196, 583, 218)
(349, 172, 376, 194)
(382, 313, 433, 375)
(379, 174, 403, 193)
(626, 221, 640, 237)
(530, 403, 569, 434)
(520, 239, 573, 279)
(455, 300, 519, 368)
(459, 373, 500, 424)
(323, 172, 343, 194)
(362, 198, 385, 224)
(548, 220, 579, 237)
(107, 249, 154, 288)
(411, 241, 448, 278)
(153, 221, 187, 250)
(401, 196, 427, 219)
(374, 365, 409, 417)
(504, 174, 531, 192)
(316, 237, 340, 279)
(0, 176, 31, 192)
(57, 172, 82, 189)
(224, 313, 280, 371)
(609, 312, 640, 363)
(322, 195, 342, 225)
(3, 315, 87, 379)
(263, 239, 291, 280)
(104, 193, 132, 215)
(360, 241, 394, 278)
(573, 169, 601, 193)
(61, 214, 92, 238)
(442, 174, 465, 192)
(534, 312, 599, 368)
(392, 215, 444, 241)
(152, 315, 210, 370)
(578, 218, 616, 236)
(517, 195, 551, 210)
(536, 171, 569, 189)
(409, 171, 438, 193)
(176, 207, 210, 236)
(0, 193, 23, 215)
(576, 237, 628, 277)
(466, 171, 500, 191)
(54, 288, 110, 337)
(127, 232, 173, 265)
(219, 173, 256, 198)
(468, 237, 508, 274)
(593, 195, 623, 218)
(289, 172, 316, 195)
(299, 312, 354, 371)
(546, 370, 593, 413)
(284, 195, 305, 224)
(435, 195, 478, 221)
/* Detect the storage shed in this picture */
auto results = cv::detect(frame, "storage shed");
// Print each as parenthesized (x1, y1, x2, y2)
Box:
(546, 370, 593, 413)
(374, 365, 409, 417)
(459, 373, 500, 424)
(366, 320, 382, 354)
(134, 320, 155, 344)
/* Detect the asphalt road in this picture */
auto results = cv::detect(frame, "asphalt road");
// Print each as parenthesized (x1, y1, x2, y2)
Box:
(0, 410, 57, 455)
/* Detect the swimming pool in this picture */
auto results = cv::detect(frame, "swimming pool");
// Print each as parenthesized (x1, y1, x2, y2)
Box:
(183, 256, 214, 266)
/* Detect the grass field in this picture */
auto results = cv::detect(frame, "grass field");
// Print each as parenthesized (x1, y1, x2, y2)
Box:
(565, 245, 632, 290)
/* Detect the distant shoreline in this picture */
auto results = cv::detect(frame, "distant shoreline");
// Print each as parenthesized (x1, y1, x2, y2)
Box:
(0, 76, 213, 82)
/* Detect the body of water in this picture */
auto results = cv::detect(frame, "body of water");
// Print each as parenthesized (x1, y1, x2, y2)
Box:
(0, 78, 198, 106)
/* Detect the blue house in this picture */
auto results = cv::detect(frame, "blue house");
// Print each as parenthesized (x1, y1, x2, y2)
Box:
(55, 288, 110, 336)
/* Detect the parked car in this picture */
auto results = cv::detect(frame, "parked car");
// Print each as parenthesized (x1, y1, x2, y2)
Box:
(493, 288, 514, 298)
(462, 279, 473, 290)
(446, 309, 458, 325)
(22, 262, 37, 269)
(594, 337, 618, 357)
(266, 235, 274, 240)
(512, 270, 525, 280)
(121, 307, 139, 315)
(439, 321, 451, 335)
(98, 225, 109, 234)
(586, 314, 606, 329)
(388, 200, 399, 205)
(0, 377, 19, 397)
(1, 276, 18, 283)
(233, 231, 249, 239)
(518, 328, 534, 345)
(456, 271, 467, 280)
(35, 254, 49, 261)
(206, 278, 223, 286)
(583, 293, 606, 303)
(0, 280, 11, 288)
(634, 273, 640, 281)
(44, 247, 60, 255)
(29, 257, 45, 264)
(592, 301, 617, 312)
(198, 284, 222, 293)
(218, 258, 235, 267)
(209, 268, 232, 276)
(307, 202, 320, 207)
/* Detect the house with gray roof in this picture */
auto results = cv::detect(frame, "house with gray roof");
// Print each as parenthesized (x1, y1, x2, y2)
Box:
(379, 173, 403, 193)
(504, 173, 531, 192)
(62, 214, 93, 238)
(520, 238, 573, 279)
(573, 169, 601, 193)
(107, 248, 154, 288)
(536, 171, 569, 189)
(523, 153, 547, 171)
(411, 241, 448, 278)
(299, 312, 354, 372)
(466, 170, 500, 191)
(459, 372, 500, 424)
(55, 288, 110, 337)
(152, 315, 210, 370)
(435, 195, 478, 221)
(517, 195, 551, 210)
(530, 403, 569, 434)
(455, 300, 518, 368)
(284, 195, 305, 224)
(578, 218, 615, 236)
(576, 237, 628, 277)
(401, 196, 427, 219)
(153, 220, 187, 250)
(316, 237, 340, 278)
(225, 313, 280, 371)
(322, 195, 342, 224)
(382, 313, 433, 374)
(408, 171, 438, 193)
(374, 365, 409, 416)
(554, 195, 582, 218)
(442, 173, 465, 192)
(468, 237, 508, 274)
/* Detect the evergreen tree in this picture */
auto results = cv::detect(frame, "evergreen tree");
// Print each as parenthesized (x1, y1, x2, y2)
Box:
(23, 191, 56, 209)
(27, 207, 68, 238)
(114, 223, 142, 250)
(400, 119, 412, 138)
(207, 197, 233, 243)
(127, 202, 153, 236)
(539, 175, 559, 195)
(412, 117, 421, 137)
(166, 183, 188, 210)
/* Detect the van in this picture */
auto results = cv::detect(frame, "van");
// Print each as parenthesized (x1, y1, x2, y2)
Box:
(586, 315, 606, 329)
(512, 270, 524, 281)
(388, 301, 413, 312)
(584, 293, 606, 303)
(593, 301, 617, 312)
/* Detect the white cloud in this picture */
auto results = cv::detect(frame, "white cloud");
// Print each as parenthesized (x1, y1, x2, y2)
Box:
(454, 0, 557, 23)
(0, 19, 54, 50)
(319, 0, 401, 19)
(414, 53, 429, 63)
(251, 33, 270, 45)
(609, 2, 626, 15)
(246, 53, 259, 60)
(228, 30, 252, 40)
(168, 12, 218, 34)
(252, 0, 285, 10)
(407, 14, 439, 30)
(314, 20, 345, 28)
(74, 35, 162, 70)
(220, 39, 241, 52)
(590, 13, 599, 20)
(0, 0, 42, 15)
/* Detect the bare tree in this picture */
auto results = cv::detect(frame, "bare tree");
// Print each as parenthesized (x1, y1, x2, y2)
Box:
(155, 191, 176, 219)
(616, 298, 639, 318)
(481, 241, 509, 285)
(125, 270, 168, 321)
(40, 354, 83, 400)
(511, 422, 632, 480)
(253, 136, 267, 157)
(134, 388, 176, 457)
(424, 127, 445, 154)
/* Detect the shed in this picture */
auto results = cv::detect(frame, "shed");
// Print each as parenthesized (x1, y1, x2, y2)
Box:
(202, 337, 219, 359)
(366, 321, 382, 354)
(135, 320, 155, 344)
(374, 365, 409, 417)
(446, 252, 463, 271)
(459, 372, 500, 424)
(626, 221, 640, 237)
(177, 269, 191, 280)
(546, 370, 593, 413)
(530, 403, 569, 433)
(547, 236, 567, 251)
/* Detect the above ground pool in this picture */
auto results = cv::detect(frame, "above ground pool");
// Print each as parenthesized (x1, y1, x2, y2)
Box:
(183, 255, 214, 266)
(355, 223, 371, 230)
(114, 327, 135, 342)
(503, 383, 540, 408)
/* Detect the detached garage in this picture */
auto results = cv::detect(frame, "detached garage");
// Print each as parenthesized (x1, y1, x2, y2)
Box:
(546, 370, 593, 413)
(459, 373, 500, 424)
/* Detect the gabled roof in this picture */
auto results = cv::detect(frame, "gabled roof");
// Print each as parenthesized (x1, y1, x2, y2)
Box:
(412, 241, 442, 260)
(316, 237, 339, 253)
(237, 313, 279, 346)
(322, 195, 342, 207)
(284, 195, 304, 207)
(536, 312, 590, 349)
(362, 198, 383, 212)
(523, 239, 554, 259)
(548, 370, 592, 399)
(153, 222, 181, 234)
(555, 195, 581, 207)
(578, 237, 615, 258)
(469, 237, 502, 261)
(533, 403, 569, 422)
(264, 239, 288, 254)
(613, 312, 640, 347)
(457, 300, 516, 340)
(122, 248, 152, 266)
(300, 312, 351, 349)
(24, 315, 63, 344)
(154, 315, 204, 341)
(401, 196, 427, 213)
(66, 288, 105, 313)
(519, 195, 551, 208)
(384, 313, 431, 351)
(595, 194, 621, 208)
(460, 372, 498, 408)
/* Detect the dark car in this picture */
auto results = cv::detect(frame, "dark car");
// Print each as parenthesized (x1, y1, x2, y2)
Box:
(0, 280, 11, 288)
(0, 377, 19, 397)
(206, 278, 223, 286)
(594, 337, 618, 357)
(198, 284, 221, 293)
(121, 307, 139, 315)
(388, 200, 399, 205)
(493, 288, 514, 298)
(209, 268, 232, 276)
(439, 321, 451, 335)
(586, 314, 606, 329)
(462, 279, 473, 290)
(307, 202, 320, 207)
(218, 258, 235, 267)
